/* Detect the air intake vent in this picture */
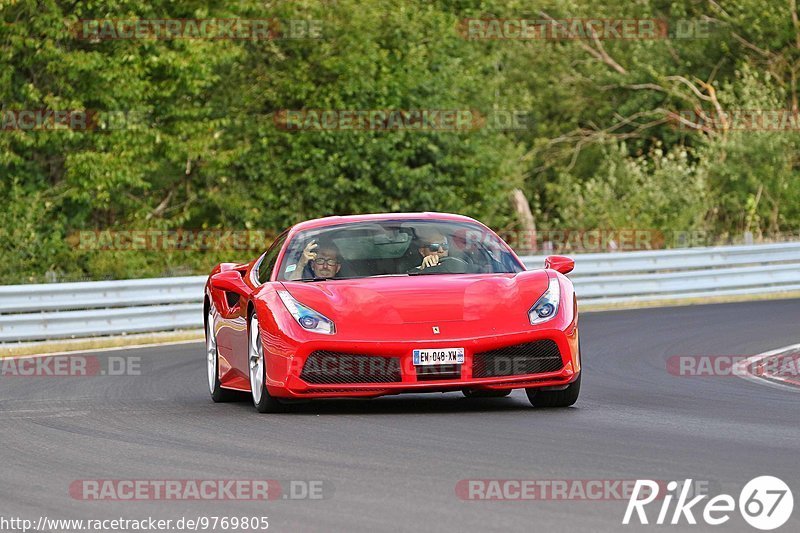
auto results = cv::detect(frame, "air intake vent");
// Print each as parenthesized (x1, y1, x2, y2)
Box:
(473, 340, 564, 378)
(301, 351, 402, 384)
(416, 364, 461, 381)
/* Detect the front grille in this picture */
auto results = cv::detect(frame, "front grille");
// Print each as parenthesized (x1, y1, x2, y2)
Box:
(302, 387, 390, 394)
(473, 340, 564, 378)
(416, 364, 462, 381)
(300, 351, 402, 384)
(514, 378, 565, 387)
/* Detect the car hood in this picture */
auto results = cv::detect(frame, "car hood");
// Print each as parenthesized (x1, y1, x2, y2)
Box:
(280, 271, 549, 333)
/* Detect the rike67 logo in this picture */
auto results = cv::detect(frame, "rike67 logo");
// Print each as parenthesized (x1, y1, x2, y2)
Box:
(623, 476, 794, 530)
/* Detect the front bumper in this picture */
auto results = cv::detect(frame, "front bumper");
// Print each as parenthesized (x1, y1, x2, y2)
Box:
(265, 326, 580, 399)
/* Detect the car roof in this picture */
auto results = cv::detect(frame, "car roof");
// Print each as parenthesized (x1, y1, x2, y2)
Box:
(289, 212, 483, 233)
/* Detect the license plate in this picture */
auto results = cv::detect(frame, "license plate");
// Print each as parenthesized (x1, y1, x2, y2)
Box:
(412, 348, 465, 366)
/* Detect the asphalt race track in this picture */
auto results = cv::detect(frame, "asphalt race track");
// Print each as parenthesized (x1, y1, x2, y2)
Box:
(2, 299, 799, 532)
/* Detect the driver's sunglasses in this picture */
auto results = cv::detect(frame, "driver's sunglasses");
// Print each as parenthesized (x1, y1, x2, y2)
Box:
(314, 257, 339, 266)
(426, 242, 448, 252)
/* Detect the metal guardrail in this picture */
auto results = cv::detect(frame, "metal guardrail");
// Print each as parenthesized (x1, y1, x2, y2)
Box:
(521, 242, 800, 305)
(1, 243, 799, 342)
(0, 277, 205, 342)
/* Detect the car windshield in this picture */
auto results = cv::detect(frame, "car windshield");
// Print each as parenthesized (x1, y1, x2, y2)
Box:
(277, 219, 524, 281)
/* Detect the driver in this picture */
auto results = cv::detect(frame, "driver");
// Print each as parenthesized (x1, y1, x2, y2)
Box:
(287, 239, 342, 280)
(408, 230, 450, 272)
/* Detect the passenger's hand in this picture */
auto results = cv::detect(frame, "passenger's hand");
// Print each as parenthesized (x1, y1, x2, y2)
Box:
(420, 254, 439, 269)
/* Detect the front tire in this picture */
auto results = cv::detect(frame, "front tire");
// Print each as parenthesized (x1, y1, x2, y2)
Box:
(526, 373, 581, 408)
(248, 314, 284, 413)
(207, 310, 236, 402)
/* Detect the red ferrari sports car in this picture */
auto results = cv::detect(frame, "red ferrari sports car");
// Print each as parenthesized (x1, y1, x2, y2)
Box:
(204, 212, 580, 412)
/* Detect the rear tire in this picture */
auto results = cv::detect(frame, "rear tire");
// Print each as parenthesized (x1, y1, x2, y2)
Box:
(207, 310, 237, 402)
(462, 389, 512, 398)
(248, 314, 285, 413)
(526, 373, 581, 408)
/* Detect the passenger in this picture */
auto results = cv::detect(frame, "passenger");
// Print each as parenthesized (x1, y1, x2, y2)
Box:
(287, 239, 342, 280)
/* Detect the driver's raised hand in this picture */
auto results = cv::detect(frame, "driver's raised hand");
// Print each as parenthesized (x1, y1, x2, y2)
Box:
(420, 254, 440, 269)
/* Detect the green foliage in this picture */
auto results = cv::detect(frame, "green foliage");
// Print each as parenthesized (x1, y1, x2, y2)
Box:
(550, 143, 709, 234)
(0, 0, 798, 283)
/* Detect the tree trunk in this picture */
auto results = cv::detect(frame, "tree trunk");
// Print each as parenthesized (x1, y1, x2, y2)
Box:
(510, 188, 537, 254)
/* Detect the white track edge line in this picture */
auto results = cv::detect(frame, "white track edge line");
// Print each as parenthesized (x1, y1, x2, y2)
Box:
(1, 338, 204, 360)
(734, 343, 800, 393)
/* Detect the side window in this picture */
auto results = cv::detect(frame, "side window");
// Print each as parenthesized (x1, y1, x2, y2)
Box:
(257, 232, 288, 283)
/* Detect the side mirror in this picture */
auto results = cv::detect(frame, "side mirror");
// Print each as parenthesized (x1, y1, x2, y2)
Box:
(545, 255, 575, 275)
(210, 270, 251, 297)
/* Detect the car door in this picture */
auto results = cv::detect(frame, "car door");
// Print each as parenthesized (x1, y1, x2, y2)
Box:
(213, 264, 251, 389)
(225, 231, 290, 380)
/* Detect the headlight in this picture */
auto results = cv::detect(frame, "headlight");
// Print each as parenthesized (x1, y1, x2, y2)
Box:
(277, 290, 335, 334)
(529, 277, 560, 325)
